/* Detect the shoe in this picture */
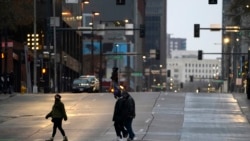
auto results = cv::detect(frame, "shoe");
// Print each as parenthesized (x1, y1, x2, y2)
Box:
(116, 136, 123, 141)
(127, 138, 133, 141)
(123, 132, 128, 138)
(63, 136, 68, 141)
(45, 137, 53, 141)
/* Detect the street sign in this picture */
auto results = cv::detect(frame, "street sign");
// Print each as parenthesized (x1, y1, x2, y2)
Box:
(131, 72, 142, 77)
(150, 49, 156, 58)
(125, 24, 134, 35)
(236, 78, 242, 86)
(50, 17, 60, 27)
(151, 70, 160, 74)
(106, 55, 122, 60)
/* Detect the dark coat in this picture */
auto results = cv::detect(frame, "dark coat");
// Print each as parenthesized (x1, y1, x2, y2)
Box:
(112, 97, 126, 122)
(122, 92, 136, 119)
(46, 99, 67, 120)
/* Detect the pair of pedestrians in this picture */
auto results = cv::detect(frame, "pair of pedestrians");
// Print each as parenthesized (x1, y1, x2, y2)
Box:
(112, 85, 136, 141)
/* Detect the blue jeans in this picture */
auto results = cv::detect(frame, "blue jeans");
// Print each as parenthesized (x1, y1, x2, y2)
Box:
(124, 117, 135, 139)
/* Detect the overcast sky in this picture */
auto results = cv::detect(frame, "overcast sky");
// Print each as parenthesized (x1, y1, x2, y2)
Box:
(167, 0, 222, 59)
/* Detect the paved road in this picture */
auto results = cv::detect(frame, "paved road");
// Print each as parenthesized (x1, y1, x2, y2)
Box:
(0, 92, 250, 141)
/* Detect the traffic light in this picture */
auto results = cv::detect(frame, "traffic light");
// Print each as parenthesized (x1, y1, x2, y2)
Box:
(42, 68, 46, 74)
(167, 70, 171, 77)
(180, 82, 183, 88)
(209, 0, 217, 4)
(1, 53, 4, 59)
(237, 65, 241, 77)
(194, 24, 200, 37)
(111, 67, 118, 83)
(198, 50, 203, 60)
(156, 49, 160, 60)
(190, 75, 194, 82)
(241, 56, 245, 77)
(116, 0, 125, 5)
(139, 24, 145, 38)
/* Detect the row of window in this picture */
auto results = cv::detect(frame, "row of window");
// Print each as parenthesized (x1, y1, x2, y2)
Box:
(172, 74, 216, 80)
(185, 63, 219, 68)
(185, 69, 219, 73)
(168, 63, 220, 68)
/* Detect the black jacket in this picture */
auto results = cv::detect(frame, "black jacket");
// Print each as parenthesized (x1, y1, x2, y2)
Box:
(112, 97, 125, 122)
(122, 92, 136, 119)
(46, 99, 67, 120)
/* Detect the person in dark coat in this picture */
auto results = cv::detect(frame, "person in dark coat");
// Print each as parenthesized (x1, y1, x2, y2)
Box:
(121, 91, 136, 141)
(45, 94, 68, 141)
(112, 87, 128, 141)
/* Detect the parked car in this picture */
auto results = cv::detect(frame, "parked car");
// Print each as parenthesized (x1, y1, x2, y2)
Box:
(72, 77, 99, 93)
(79, 75, 100, 92)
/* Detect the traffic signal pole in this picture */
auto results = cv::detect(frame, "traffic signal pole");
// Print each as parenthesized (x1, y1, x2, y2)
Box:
(194, 24, 250, 98)
(247, 49, 250, 99)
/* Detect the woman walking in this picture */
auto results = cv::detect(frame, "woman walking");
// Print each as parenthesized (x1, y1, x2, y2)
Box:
(45, 94, 68, 141)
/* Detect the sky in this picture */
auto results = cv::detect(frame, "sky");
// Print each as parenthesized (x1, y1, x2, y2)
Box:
(167, 0, 222, 59)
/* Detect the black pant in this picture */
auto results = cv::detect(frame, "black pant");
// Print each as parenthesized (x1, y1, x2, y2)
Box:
(124, 117, 135, 139)
(52, 118, 66, 137)
(114, 121, 127, 138)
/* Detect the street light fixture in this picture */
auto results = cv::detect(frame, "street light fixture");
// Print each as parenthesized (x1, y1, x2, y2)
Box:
(82, 0, 89, 4)
(90, 11, 100, 74)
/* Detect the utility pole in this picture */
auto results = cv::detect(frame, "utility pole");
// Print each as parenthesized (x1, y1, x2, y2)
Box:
(33, 0, 38, 93)
(247, 49, 250, 99)
(53, 0, 58, 93)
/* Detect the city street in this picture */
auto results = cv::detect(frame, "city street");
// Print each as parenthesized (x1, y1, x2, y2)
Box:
(0, 92, 250, 141)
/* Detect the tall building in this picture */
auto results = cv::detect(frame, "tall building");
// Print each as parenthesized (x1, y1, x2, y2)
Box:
(166, 34, 187, 58)
(144, 0, 167, 90)
(222, 0, 248, 93)
(167, 58, 221, 92)
(4, 0, 167, 92)
(82, 0, 145, 91)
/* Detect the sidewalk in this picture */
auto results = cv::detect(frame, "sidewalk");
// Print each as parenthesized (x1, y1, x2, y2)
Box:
(232, 92, 250, 122)
(0, 93, 17, 101)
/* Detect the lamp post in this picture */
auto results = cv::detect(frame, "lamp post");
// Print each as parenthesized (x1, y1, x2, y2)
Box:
(90, 11, 100, 74)
(33, 0, 38, 93)
(52, 0, 58, 93)
(27, 33, 39, 93)
(80, 0, 89, 74)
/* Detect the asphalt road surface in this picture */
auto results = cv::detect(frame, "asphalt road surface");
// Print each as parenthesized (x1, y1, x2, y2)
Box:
(0, 92, 250, 141)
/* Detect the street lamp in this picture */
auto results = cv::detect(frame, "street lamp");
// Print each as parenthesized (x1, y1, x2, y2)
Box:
(33, 0, 38, 93)
(82, 0, 89, 4)
(90, 11, 100, 74)
(80, 0, 89, 74)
